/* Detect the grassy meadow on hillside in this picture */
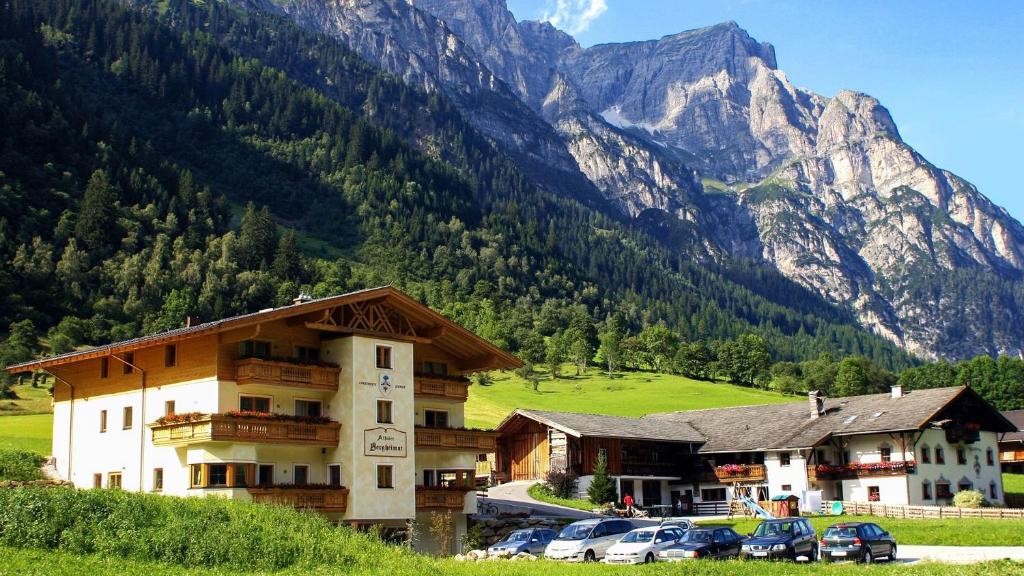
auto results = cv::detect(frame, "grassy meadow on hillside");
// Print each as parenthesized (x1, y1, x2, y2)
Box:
(0, 382, 53, 416)
(465, 367, 796, 428)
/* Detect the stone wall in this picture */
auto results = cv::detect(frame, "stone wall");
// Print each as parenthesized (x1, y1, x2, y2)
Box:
(472, 515, 570, 546)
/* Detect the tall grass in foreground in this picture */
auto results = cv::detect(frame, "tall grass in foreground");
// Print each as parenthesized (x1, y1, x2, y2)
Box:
(0, 486, 424, 571)
(0, 449, 44, 481)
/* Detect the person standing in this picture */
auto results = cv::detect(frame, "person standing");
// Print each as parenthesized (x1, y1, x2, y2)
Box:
(623, 493, 635, 517)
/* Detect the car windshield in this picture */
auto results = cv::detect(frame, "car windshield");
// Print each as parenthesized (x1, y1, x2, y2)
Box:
(681, 530, 712, 543)
(824, 526, 858, 539)
(504, 531, 530, 543)
(557, 524, 594, 540)
(620, 530, 656, 543)
(754, 522, 793, 537)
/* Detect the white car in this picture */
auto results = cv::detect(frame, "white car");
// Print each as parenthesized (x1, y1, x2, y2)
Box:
(544, 518, 634, 562)
(603, 526, 686, 564)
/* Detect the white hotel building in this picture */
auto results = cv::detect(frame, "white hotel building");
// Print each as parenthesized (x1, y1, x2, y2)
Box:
(5, 287, 521, 553)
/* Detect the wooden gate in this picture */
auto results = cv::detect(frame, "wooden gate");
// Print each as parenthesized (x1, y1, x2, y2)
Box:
(510, 433, 549, 481)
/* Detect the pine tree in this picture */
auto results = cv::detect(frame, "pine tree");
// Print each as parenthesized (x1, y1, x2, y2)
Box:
(74, 170, 120, 252)
(586, 451, 617, 505)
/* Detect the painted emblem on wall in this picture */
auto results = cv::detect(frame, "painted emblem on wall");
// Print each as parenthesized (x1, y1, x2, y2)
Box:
(364, 427, 407, 457)
(378, 373, 393, 395)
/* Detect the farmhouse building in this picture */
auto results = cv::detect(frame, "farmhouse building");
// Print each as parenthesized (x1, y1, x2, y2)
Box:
(496, 385, 1015, 511)
(999, 410, 1024, 473)
(4, 286, 521, 553)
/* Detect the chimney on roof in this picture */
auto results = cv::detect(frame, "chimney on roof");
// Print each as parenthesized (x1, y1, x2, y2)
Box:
(891, 385, 903, 399)
(292, 292, 313, 306)
(809, 390, 825, 419)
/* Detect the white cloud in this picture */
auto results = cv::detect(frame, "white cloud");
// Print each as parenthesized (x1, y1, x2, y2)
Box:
(541, 0, 608, 35)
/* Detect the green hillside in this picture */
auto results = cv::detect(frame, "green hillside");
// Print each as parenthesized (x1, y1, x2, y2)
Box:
(465, 368, 796, 428)
(0, 414, 52, 455)
(0, 0, 917, 393)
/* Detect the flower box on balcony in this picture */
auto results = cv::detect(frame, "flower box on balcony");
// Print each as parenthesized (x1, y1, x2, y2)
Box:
(150, 412, 340, 446)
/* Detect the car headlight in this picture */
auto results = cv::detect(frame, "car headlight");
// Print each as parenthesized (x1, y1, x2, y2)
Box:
(683, 550, 699, 558)
(658, 551, 668, 557)
(741, 544, 750, 551)
(771, 544, 787, 551)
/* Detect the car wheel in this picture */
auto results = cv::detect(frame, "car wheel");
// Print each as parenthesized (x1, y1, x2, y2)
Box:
(584, 550, 596, 563)
(810, 544, 819, 562)
(863, 550, 873, 564)
(889, 545, 897, 561)
(645, 553, 654, 564)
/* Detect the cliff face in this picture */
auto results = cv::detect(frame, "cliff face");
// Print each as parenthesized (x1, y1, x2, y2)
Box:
(248, 0, 1024, 360)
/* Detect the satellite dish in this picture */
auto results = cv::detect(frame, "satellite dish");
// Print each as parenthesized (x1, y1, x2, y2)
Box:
(830, 501, 844, 515)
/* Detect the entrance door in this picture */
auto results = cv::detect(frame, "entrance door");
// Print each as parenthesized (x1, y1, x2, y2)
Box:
(643, 480, 662, 506)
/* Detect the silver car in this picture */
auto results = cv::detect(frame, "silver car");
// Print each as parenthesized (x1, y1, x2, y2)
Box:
(487, 528, 556, 557)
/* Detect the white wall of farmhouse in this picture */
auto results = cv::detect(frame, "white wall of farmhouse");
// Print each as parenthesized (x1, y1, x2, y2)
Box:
(910, 429, 1004, 506)
(765, 450, 809, 496)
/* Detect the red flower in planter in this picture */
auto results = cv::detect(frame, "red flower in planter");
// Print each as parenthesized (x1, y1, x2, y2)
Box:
(719, 464, 749, 476)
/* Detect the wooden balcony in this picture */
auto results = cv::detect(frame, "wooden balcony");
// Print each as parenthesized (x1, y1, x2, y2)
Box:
(415, 487, 471, 509)
(248, 486, 349, 511)
(809, 461, 916, 481)
(1001, 450, 1024, 463)
(235, 358, 340, 390)
(714, 464, 767, 483)
(415, 426, 499, 452)
(414, 375, 470, 401)
(150, 414, 341, 446)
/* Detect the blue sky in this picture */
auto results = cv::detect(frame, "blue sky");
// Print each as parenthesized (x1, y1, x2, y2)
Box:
(506, 0, 1024, 221)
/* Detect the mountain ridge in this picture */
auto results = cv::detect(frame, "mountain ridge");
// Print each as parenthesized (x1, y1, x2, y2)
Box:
(293, 0, 1024, 360)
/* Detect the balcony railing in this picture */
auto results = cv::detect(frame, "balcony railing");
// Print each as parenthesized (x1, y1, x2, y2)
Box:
(714, 464, 767, 483)
(151, 414, 341, 446)
(415, 487, 472, 509)
(415, 426, 499, 452)
(235, 358, 340, 390)
(248, 486, 349, 511)
(414, 375, 470, 401)
(809, 461, 916, 481)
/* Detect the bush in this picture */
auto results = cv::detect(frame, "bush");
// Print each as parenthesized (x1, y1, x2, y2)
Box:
(0, 449, 45, 481)
(0, 486, 423, 571)
(542, 468, 578, 499)
(953, 489, 986, 508)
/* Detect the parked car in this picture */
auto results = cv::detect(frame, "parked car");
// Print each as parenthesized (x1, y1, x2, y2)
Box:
(819, 522, 896, 563)
(656, 526, 744, 561)
(603, 525, 686, 564)
(739, 518, 818, 561)
(487, 528, 557, 557)
(544, 518, 634, 562)
(659, 518, 696, 531)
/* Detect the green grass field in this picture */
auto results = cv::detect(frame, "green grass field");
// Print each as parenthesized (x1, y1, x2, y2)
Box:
(2, 546, 1022, 576)
(465, 368, 796, 428)
(0, 413, 53, 455)
(1004, 473, 1024, 494)
(712, 515, 1024, 547)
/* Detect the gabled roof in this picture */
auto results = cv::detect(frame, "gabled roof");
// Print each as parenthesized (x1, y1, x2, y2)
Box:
(497, 409, 704, 444)
(497, 386, 1013, 453)
(5, 286, 521, 373)
(1000, 410, 1024, 443)
(648, 386, 1005, 453)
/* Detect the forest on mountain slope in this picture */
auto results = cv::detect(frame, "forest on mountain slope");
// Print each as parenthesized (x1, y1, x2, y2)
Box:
(4, 0, 1002, 402)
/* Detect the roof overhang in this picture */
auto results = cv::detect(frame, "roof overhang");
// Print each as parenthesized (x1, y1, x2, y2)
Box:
(5, 286, 522, 374)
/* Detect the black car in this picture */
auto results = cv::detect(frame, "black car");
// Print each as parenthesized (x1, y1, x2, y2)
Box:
(739, 518, 817, 561)
(819, 522, 896, 563)
(656, 526, 744, 561)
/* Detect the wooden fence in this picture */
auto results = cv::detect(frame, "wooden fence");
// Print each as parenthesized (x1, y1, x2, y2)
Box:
(822, 500, 1024, 519)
